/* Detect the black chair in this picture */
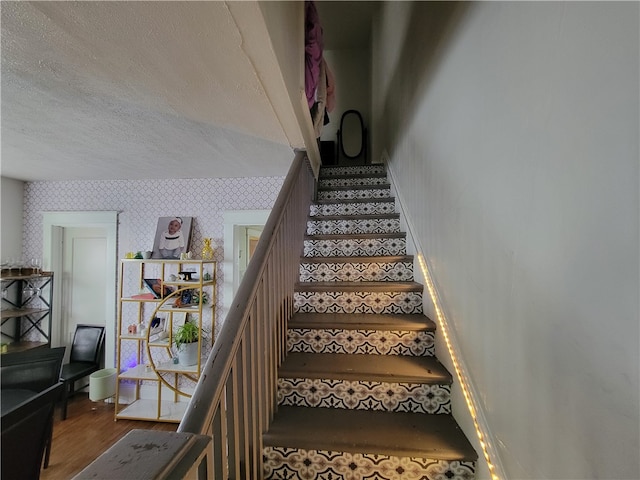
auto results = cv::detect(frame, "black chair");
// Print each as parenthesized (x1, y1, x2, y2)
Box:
(1, 346, 66, 392)
(60, 324, 105, 420)
(1, 382, 63, 480)
(1, 346, 66, 469)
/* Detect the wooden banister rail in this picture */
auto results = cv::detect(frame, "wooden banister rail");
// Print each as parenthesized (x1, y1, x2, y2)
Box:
(177, 151, 314, 478)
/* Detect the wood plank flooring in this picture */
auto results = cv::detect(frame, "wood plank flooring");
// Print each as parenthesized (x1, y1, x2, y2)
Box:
(41, 393, 177, 480)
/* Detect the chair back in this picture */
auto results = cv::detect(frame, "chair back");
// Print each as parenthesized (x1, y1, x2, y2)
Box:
(1, 347, 66, 392)
(1, 382, 63, 480)
(69, 325, 105, 364)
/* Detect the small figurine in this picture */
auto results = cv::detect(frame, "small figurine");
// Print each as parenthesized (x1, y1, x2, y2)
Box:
(201, 238, 214, 260)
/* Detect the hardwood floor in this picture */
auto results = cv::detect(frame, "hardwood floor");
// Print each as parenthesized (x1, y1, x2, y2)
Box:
(41, 393, 177, 480)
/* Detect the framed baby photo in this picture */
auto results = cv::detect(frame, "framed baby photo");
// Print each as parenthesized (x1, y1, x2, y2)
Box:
(152, 216, 194, 259)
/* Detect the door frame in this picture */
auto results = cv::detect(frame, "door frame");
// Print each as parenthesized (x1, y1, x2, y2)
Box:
(222, 210, 269, 320)
(42, 211, 118, 368)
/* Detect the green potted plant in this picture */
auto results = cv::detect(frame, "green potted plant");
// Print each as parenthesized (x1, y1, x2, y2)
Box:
(173, 320, 203, 366)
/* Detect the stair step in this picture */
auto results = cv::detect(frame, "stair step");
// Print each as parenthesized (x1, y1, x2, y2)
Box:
(295, 281, 423, 292)
(319, 164, 386, 177)
(278, 353, 452, 414)
(306, 215, 401, 235)
(310, 198, 396, 217)
(289, 312, 436, 331)
(317, 186, 392, 201)
(294, 282, 423, 315)
(264, 406, 477, 458)
(300, 255, 414, 282)
(288, 312, 436, 356)
(279, 352, 451, 384)
(303, 235, 407, 257)
(318, 175, 389, 189)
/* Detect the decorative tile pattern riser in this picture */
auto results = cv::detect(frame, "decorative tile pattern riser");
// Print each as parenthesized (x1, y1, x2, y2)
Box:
(310, 201, 396, 217)
(306, 218, 401, 236)
(317, 188, 391, 201)
(318, 177, 388, 188)
(277, 378, 451, 414)
(300, 261, 413, 282)
(287, 328, 435, 356)
(294, 291, 423, 314)
(263, 447, 476, 480)
(320, 165, 386, 177)
(303, 238, 407, 257)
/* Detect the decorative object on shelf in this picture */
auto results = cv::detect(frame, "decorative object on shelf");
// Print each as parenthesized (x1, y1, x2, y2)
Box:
(179, 271, 195, 281)
(142, 251, 152, 259)
(174, 320, 203, 366)
(201, 238, 214, 260)
(191, 290, 209, 305)
(143, 279, 174, 299)
(128, 324, 137, 335)
(152, 216, 193, 260)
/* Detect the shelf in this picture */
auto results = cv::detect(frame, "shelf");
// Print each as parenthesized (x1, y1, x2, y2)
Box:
(118, 364, 159, 380)
(0, 272, 53, 281)
(121, 297, 161, 303)
(116, 398, 189, 423)
(156, 360, 199, 375)
(1, 307, 49, 320)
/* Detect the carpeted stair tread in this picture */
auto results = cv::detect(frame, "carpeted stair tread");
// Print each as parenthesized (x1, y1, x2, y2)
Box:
(295, 281, 423, 292)
(300, 255, 413, 264)
(264, 406, 478, 461)
(279, 352, 452, 384)
(289, 312, 436, 331)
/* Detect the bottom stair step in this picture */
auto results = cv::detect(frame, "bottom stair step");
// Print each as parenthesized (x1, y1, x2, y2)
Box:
(264, 406, 476, 460)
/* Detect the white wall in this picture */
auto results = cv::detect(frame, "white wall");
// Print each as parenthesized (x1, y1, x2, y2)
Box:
(373, 2, 639, 479)
(322, 49, 371, 157)
(1, 177, 24, 261)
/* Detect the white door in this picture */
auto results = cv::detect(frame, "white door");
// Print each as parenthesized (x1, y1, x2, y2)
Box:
(61, 227, 108, 364)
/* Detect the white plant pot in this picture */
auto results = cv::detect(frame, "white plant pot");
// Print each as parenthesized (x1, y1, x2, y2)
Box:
(177, 342, 199, 366)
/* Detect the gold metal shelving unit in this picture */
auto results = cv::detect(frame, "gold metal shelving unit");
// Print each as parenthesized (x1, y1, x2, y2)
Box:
(114, 259, 216, 423)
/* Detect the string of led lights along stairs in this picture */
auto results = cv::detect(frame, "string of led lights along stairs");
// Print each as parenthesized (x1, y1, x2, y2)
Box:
(417, 253, 501, 480)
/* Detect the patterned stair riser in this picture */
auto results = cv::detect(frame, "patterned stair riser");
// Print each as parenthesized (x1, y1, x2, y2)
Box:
(317, 188, 391, 201)
(307, 218, 401, 236)
(304, 237, 406, 257)
(318, 176, 389, 189)
(320, 165, 386, 177)
(277, 378, 451, 414)
(294, 291, 423, 315)
(263, 447, 476, 480)
(300, 260, 414, 282)
(310, 201, 396, 217)
(287, 328, 435, 356)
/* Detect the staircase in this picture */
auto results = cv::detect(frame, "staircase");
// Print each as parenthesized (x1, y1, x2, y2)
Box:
(263, 164, 477, 480)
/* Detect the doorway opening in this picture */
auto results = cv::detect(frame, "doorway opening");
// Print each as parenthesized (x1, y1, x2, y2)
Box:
(222, 210, 269, 319)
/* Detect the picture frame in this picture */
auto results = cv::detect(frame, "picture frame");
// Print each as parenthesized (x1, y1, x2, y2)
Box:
(152, 216, 193, 259)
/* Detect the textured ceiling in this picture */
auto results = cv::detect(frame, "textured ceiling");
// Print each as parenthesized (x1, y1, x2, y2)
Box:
(1, 1, 296, 181)
(0, 1, 375, 182)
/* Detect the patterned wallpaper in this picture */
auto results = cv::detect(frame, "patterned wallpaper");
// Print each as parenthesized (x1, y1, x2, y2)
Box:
(22, 175, 284, 361)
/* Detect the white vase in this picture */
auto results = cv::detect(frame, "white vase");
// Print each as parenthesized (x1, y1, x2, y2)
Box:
(177, 342, 199, 366)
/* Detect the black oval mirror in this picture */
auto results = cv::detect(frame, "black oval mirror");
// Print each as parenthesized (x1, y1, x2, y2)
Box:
(339, 110, 365, 160)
